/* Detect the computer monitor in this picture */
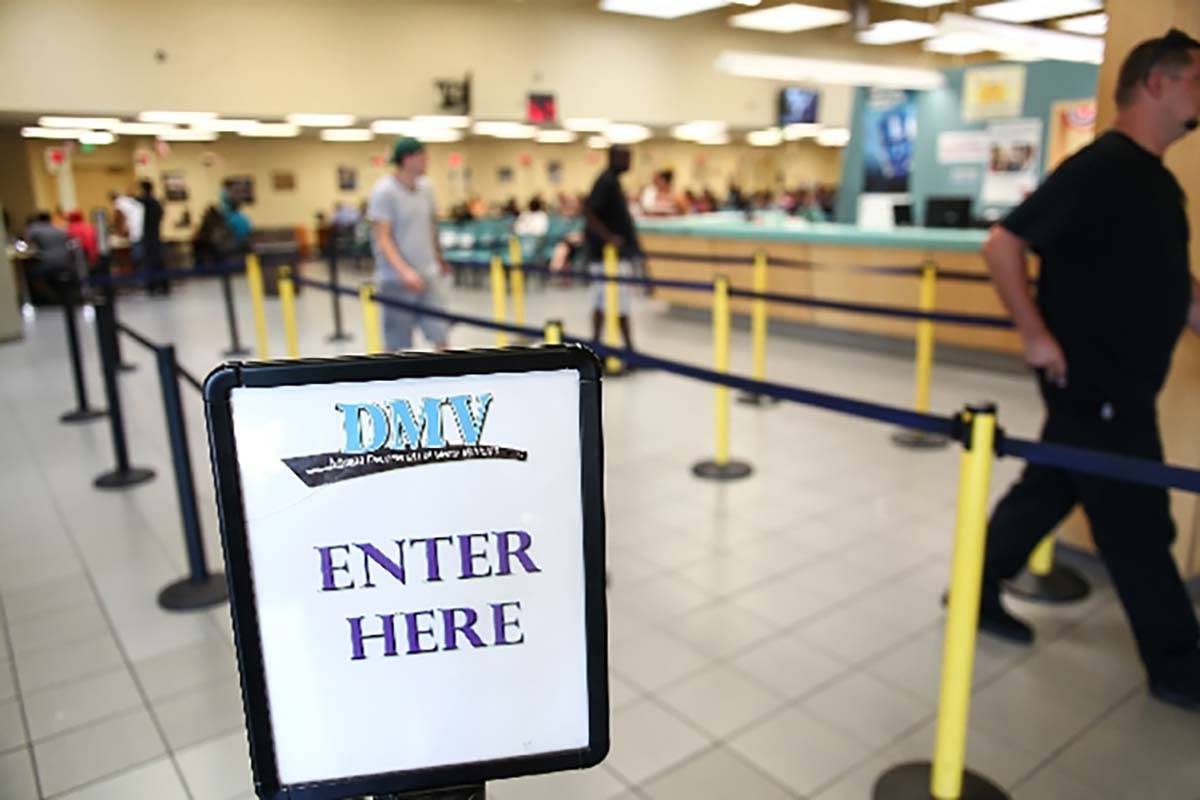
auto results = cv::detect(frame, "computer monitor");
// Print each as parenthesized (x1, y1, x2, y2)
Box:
(893, 204, 914, 227)
(925, 197, 973, 229)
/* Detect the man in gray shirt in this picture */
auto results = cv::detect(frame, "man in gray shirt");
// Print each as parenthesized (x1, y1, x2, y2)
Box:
(367, 137, 449, 351)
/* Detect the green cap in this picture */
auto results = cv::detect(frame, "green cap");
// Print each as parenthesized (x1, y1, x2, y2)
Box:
(390, 137, 425, 163)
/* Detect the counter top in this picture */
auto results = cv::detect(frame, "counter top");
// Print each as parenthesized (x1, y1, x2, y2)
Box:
(637, 213, 988, 252)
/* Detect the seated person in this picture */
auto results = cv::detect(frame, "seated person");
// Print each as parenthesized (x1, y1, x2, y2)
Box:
(514, 197, 550, 238)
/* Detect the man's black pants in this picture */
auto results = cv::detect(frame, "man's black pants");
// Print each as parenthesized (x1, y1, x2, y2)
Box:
(983, 387, 1199, 681)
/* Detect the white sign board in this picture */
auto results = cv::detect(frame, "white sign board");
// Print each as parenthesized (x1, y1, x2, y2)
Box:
(982, 118, 1043, 206)
(206, 350, 608, 798)
(937, 131, 989, 165)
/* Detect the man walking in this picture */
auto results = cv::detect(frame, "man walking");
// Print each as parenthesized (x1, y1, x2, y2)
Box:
(584, 144, 642, 356)
(978, 30, 1200, 709)
(138, 180, 168, 295)
(367, 138, 450, 351)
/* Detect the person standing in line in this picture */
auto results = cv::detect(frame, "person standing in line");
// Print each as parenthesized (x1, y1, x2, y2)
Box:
(367, 137, 450, 352)
(976, 29, 1200, 710)
(137, 180, 167, 295)
(584, 144, 642, 358)
(110, 186, 143, 271)
(64, 210, 98, 271)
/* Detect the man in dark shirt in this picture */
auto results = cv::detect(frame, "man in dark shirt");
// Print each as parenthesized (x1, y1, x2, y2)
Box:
(138, 180, 168, 296)
(584, 145, 641, 351)
(979, 30, 1200, 710)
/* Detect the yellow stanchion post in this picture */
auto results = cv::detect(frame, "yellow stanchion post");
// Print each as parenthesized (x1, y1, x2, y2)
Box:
(603, 244, 623, 375)
(245, 253, 270, 360)
(543, 319, 563, 345)
(1006, 533, 1091, 603)
(738, 249, 777, 407)
(691, 275, 752, 482)
(490, 254, 509, 348)
(893, 261, 949, 449)
(509, 236, 526, 331)
(873, 404, 1008, 800)
(278, 267, 299, 359)
(359, 284, 383, 354)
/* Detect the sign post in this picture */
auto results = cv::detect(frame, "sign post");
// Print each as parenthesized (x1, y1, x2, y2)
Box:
(205, 347, 609, 800)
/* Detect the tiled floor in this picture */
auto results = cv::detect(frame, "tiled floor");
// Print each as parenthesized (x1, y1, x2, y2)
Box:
(1, 263, 1197, 799)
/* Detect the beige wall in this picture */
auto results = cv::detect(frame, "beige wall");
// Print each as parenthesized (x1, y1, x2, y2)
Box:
(0, 0, 931, 126)
(11, 130, 842, 230)
(0, 128, 38, 228)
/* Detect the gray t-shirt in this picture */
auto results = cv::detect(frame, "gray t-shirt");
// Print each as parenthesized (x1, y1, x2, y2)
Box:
(366, 174, 438, 286)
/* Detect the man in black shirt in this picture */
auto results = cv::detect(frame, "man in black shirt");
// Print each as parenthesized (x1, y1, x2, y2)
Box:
(584, 145, 642, 351)
(978, 30, 1200, 710)
(138, 180, 168, 296)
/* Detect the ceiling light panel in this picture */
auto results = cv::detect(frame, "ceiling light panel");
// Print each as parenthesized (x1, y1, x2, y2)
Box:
(924, 32, 991, 55)
(936, 12, 1104, 63)
(472, 121, 537, 138)
(1055, 12, 1107, 36)
(973, 0, 1102, 24)
(138, 111, 217, 124)
(37, 116, 120, 129)
(239, 123, 301, 137)
(411, 115, 471, 128)
(157, 129, 218, 141)
(816, 128, 850, 147)
(191, 118, 261, 132)
(783, 122, 821, 140)
(747, 128, 783, 147)
(21, 127, 85, 139)
(286, 113, 356, 127)
(879, 0, 956, 6)
(599, 0, 732, 20)
(320, 128, 375, 142)
(604, 123, 652, 143)
(78, 131, 116, 145)
(857, 19, 936, 46)
(587, 136, 611, 149)
(113, 122, 177, 136)
(535, 130, 579, 144)
(715, 50, 945, 90)
(729, 3, 851, 33)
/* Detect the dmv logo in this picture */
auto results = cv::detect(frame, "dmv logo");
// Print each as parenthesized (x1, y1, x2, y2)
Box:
(282, 394, 527, 488)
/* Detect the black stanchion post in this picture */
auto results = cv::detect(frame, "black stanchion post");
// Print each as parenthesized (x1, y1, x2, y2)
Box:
(93, 300, 155, 489)
(98, 259, 137, 373)
(220, 261, 250, 357)
(58, 274, 106, 424)
(155, 344, 228, 610)
(327, 245, 352, 343)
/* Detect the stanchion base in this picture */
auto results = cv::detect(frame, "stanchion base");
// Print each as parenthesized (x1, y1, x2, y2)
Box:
(117, 362, 137, 373)
(692, 460, 753, 481)
(223, 346, 252, 357)
(874, 762, 1009, 800)
(1006, 564, 1091, 605)
(158, 574, 229, 611)
(327, 333, 353, 343)
(93, 467, 155, 489)
(736, 392, 780, 406)
(60, 408, 106, 424)
(892, 429, 950, 450)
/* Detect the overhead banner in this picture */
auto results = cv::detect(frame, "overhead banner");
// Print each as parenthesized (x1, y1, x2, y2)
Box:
(963, 65, 1026, 122)
(982, 118, 1043, 206)
(205, 350, 609, 798)
(862, 88, 917, 194)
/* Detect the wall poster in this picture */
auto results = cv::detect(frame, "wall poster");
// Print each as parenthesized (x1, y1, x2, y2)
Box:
(338, 166, 358, 192)
(963, 65, 1026, 122)
(982, 118, 1043, 206)
(862, 88, 917, 194)
(162, 171, 189, 202)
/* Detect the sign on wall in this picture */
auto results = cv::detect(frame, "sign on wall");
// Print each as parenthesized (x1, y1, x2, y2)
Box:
(963, 65, 1026, 122)
(982, 118, 1043, 206)
(936, 131, 989, 165)
(205, 349, 609, 798)
(862, 88, 917, 194)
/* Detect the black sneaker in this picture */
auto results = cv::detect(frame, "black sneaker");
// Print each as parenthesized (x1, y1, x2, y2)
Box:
(1149, 652, 1200, 711)
(941, 590, 1034, 645)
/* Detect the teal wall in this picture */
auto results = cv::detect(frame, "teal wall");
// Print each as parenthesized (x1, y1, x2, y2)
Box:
(835, 61, 1099, 224)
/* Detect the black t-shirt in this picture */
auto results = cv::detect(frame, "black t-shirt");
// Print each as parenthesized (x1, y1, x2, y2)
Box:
(1003, 131, 1191, 409)
(584, 167, 639, 261)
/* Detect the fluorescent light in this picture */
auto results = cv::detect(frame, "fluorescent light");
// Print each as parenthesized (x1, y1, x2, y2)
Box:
(924, 32, 991, 55)
(371, 119, 417, 134)
(411, 115, 471, 128)
(157, 129, 218, 141)
(1056, 12, 1107, 36)
(37, 116, 120, 129)
(286, 113, 356, 127)
(671, 120, 727, 141)
(113, 122, 177, 136)
(138, 111, 217, 124)
(191, 118, 261, 132)
(936, 12, 1104, 64)
(783, 122, 821, 140)
(715, 50, 945, 91)
(605, 123, 652, 144)
(747, 128, 783, 147)
(973, 0, 1102, 24)
(587, 136, 610, 150)
(320, 128, 375, 142)
(239, 123, 301, 138)
(21, 127, 85, 139)
(729, 3, 850, 33)
(856, 19, 936, 46)
(413, 129, 463, 143)
(599, 0, 733, 20)
(535, 130, 579, 144)
(563, 118, 610, 132)
(879, 0, 955, 6)
(78, 131, 115, 145)
(816, 128, 850, 147)
(694, 134, 731, 145)
(471, 121, 536, 138)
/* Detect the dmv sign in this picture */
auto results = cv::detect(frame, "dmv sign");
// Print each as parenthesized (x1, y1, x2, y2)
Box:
(205, 349, 608, 799)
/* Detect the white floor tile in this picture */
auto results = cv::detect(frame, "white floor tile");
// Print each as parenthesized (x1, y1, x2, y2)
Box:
(57, 757, 189, 800)
(13, 634, 125, 694)
(609, 631, 710, 692)
(606, 700, 710, 785)
(175, 729, 253, 800)
(0, 699, 26, 752)
(802, 671, 932, 748)
(23, 667, 143, 741)
(0, 748, 37, 800)
(656, 664, 783, 739)
(33, 709, 164, 797)
(732, 631, 849, 700)
(152, 678, 244, 751)
(728, 706, 872, 797)
(642, 745, 796, 800)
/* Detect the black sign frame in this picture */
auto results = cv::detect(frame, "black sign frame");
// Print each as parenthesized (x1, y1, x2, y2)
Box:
(204, 346, 609, 800)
